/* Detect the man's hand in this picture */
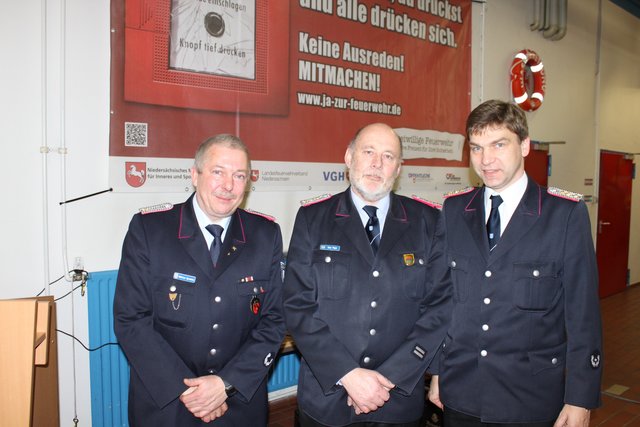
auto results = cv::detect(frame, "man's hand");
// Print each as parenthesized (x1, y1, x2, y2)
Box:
(553, 404, 590, 427)
(180, 375, 228, 419)
(427, 375, 443, 409)
(340, 368, 394, 414)
(201, 402, 229, 423)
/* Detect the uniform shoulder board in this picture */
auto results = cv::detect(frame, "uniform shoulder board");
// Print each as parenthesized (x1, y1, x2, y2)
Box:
(411, 195, 442, 210)
(547, 187, 583, 202)
(139, 202, 174, 215)
(245, 208, 276, 222)
(300, 193, 332, 207)
(443, 187, 475, 199)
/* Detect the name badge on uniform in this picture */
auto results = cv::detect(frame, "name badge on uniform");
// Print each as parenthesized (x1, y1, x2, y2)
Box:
(173, 272, 196, 283)
(403, 253, 415, 266)
(320, 244, 341, 251)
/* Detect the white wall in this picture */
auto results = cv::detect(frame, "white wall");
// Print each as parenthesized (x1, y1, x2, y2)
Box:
(0, 0, 638, 425)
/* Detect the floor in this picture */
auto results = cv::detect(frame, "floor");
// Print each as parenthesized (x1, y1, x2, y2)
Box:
(590, 284, 640, 426)
(268, 284, 640, 426)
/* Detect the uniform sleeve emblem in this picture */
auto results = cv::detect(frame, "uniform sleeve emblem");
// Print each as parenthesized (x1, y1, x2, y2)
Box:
(264, 352, 274, 367)
(590, 350, 601, 369)
(412, 344, 427, 360)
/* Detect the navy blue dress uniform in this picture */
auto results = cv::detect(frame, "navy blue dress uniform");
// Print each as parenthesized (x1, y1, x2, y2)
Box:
(283, 189, 452, 426)
(439, 178, 602, 423)
(113, 194, 286, 427)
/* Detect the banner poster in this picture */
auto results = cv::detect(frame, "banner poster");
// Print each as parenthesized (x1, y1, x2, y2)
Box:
(110, 0, 472, 192)
(113, 157, 470, 194)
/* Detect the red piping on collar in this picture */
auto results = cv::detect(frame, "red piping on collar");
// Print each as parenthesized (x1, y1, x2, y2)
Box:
(393, 201, 408, 222)
(234, 211, 247, 243)
(464, 189, 482, 212)
(178, 204, 193, 239)
(335, 198, 349, 217)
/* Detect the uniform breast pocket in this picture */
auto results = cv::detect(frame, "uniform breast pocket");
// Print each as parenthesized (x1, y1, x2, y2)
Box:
(236, 280, 270, 297)
(399, 251, 427, 300)
(512, 261, 560, 311)
(447, 253, 470, 303)
(312, 250, 351, 300)
(153, 280, 196, 329)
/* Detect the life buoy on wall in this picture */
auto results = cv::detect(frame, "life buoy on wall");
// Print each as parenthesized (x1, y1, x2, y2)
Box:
(510, 49, 546, 112)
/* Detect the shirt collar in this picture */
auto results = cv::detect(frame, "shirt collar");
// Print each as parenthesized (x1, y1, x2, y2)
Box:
(192, 195, 232, 245)
(349, 188, 391, 233)
(484, 172, 528, 206)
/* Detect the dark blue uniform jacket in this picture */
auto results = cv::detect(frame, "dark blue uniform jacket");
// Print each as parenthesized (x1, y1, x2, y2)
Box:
(439, 178, 602, 423)
(114, 194, 285, 427)
(283, 189, 452, 426)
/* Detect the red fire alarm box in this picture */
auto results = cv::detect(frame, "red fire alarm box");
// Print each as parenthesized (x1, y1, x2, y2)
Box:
(123, 0, 290, 115)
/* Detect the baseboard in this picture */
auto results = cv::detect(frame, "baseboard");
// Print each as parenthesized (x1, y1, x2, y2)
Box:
(268, 385, 297, 402)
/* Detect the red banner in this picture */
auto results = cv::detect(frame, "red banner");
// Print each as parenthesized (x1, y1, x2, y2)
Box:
(110, 0, 471, 170)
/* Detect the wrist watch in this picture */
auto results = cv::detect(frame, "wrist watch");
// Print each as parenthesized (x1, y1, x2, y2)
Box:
(223, 380, 237, 397)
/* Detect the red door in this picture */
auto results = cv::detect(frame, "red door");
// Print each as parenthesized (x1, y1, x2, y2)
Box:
(596, 151, 633, 298)
(525, 142, 549, 187)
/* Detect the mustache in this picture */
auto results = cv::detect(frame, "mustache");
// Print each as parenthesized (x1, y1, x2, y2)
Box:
(214, 192, 236, 200)
(363, 172, 383, 179)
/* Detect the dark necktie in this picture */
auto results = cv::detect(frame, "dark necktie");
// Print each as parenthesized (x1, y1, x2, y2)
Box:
(363, 205, 380, 255)
(206, 224, 224, 266)
(487, 195, 503, 251)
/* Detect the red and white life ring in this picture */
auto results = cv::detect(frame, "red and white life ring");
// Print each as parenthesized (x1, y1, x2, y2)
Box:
(510, 49, 546, 112)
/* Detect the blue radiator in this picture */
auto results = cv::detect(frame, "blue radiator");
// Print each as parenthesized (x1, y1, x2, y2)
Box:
(87, 270, 299, 427)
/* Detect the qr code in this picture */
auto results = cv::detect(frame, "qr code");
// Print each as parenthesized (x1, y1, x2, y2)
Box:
(125, 122, 148, 147)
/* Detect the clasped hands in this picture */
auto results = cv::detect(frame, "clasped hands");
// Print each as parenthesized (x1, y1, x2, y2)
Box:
(341, 368, 395, 415)
(180, 375, 228, 423)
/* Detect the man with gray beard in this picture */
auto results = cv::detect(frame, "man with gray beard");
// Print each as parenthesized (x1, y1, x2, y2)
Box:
(283, 123, 452, 427)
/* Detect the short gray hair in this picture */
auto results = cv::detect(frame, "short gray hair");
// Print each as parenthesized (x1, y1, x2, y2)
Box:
(193, 134, 251, 172)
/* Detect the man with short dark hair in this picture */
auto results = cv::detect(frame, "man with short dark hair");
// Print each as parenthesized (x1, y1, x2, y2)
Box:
(429, 100, 602, 427)
(284, 123, 452, 427)
(114, 134, 285, 426)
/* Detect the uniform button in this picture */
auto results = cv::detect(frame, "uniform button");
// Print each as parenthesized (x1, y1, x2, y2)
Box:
(325, 256, 331, 263)
(363, 356, 371, 364)
(370, 301, 377, 308)
(480, 350, 488, 357)
(482, 324, 489, 331)
(209, 348, 217, 356)
(253, 287, 259, 293)
(418, 258, 424, 265)
(533, 269, 540, 277)
(369, 329, 376, 336)
(372, 270, 380, 278)
(169, 285, 176, 292)
(551, 357, 558, 365)
(208, 369, 215, 374)
(450, 260, 457, 268)
(484, 297, 491, 305)
(212, 323, 219, 330)
(214, 296, 221, 303)
(484, 270, 492, 278)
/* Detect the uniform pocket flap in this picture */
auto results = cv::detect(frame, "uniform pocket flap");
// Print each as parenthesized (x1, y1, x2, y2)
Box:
(529, 341, 566, 375)
(236, 280, 269, 296)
